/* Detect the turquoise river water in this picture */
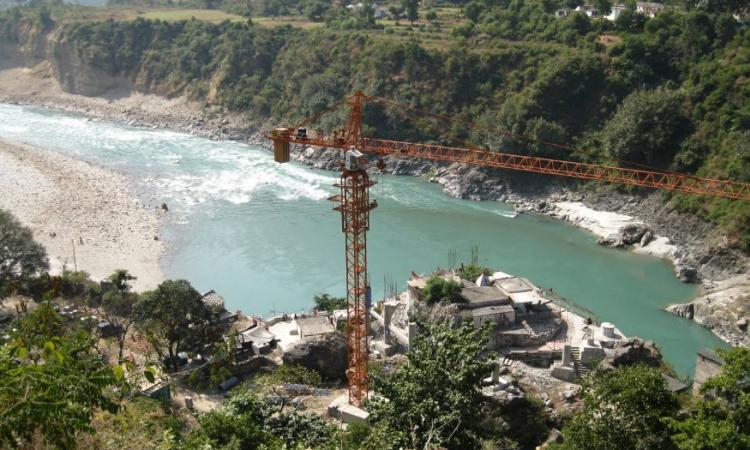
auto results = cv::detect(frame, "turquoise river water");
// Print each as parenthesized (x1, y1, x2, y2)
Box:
(0, 103, 727, 376)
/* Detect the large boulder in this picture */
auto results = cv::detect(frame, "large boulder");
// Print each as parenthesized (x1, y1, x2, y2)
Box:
(282, 333, 348, 381)
(599, 338, 662, 372)
(620, 224, 649, 245)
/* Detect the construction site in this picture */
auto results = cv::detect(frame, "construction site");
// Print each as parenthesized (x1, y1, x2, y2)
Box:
(259, 91, 747, 419)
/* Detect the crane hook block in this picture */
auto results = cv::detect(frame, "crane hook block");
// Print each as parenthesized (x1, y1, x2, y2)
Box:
(272, 128, 291, 163)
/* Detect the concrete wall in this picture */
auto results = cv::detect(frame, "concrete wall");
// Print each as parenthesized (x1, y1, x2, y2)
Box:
(694, 354, 724, 395)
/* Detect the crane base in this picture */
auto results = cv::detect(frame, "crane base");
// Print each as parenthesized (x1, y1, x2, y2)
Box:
(328, 395, 369, 424)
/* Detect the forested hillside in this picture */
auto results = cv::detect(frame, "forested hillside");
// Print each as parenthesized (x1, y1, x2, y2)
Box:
(1, 0, 749, 249)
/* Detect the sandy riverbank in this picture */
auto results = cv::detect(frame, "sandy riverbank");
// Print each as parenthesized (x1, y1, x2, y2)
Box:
(0, 139, 165, 292)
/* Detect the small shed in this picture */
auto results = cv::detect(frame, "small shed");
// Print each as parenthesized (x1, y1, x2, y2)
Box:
(96, 320, 118, 338)
(472, 305, 516, 328)
(141, 382, 171, 401)
(459, 285, 511, 309)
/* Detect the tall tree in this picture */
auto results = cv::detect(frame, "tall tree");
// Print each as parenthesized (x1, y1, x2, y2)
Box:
(101, 270, 139, 362)
(134, 279, 219, 371)
(368, 321, 494, 449)
(0, 209, 48, 295)
(560, 365, 679, 450)
(402, 0, 418, 24)
(0, 303, 122, 449)
(602, 87, 688, 166)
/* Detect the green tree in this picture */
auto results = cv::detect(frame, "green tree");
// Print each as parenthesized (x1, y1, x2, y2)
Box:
(101, 270, 139, 362)
(421, 275, 463, 304)
(560, 365, 679, 450)
(0, 209, 48, 295)
(671, 347, 750, 450)
(464, 1, 482, 22)
(304, 0, 328, 21)
(313, 293, 347, 312)
(593, 0, 612, 15)
(602, 87, 688, 166)
(134, 279, 219, 371)
(368, 321, 494, 449)
(402, 0, 418, 24)
(0, 303, 122, 449)
(187, 390, 334, 449)
(358, 0, 376, 27)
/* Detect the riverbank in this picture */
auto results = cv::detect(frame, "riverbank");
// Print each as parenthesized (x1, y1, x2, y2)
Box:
(0, 62, 746, 346)
(0, 139, 165, 291)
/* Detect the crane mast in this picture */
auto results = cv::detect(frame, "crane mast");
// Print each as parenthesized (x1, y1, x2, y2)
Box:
(268, 91, 750, 408)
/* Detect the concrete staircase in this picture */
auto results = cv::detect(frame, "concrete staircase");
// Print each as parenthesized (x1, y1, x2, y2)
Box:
(570, 347, 591, 378)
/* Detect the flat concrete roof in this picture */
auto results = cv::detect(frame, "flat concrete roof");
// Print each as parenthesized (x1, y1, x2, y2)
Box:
(663, 374, 688, 393)
(295, 316, 334, 337)
(697, 349, 725, 365)
(495, 277, 534, 294)
(460, 285, 510, 306)
(508, 290, 544, 305)
(472, 305, 515, 317)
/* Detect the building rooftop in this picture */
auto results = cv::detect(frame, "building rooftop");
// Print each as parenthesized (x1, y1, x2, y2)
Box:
(202, 290, 225, 309)
(460, 285, 511, 307)
(508, 290, 547, 305)
(697, 349, 725, 365)
(663, 374, 688, 393)
(295, 316, 335, 337)
(495, 277, 534, 294)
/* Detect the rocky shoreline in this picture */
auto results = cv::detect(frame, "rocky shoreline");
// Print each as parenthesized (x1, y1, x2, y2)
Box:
(0, 63, 746, 346)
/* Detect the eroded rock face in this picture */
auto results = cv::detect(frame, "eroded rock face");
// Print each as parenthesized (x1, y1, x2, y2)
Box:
(282, 332, 347, 381)
(599, 338, 662, 372)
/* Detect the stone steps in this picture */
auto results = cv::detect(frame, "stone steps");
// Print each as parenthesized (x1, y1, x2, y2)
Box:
(570, 347, 591, 378)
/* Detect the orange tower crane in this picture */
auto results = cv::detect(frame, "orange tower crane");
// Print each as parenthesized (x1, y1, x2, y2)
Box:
(268, 91, 750, 407)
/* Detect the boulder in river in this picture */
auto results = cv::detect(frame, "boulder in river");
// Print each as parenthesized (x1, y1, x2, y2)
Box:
(282, 332, 347, 381)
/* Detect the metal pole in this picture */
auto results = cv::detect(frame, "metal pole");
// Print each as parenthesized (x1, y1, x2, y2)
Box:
(71, 239, 78, 272)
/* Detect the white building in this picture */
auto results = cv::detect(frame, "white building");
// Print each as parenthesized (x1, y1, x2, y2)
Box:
(636, 1, 665, 18)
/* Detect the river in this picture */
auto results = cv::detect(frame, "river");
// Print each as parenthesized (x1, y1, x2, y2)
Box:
(0, 103, 728, 376)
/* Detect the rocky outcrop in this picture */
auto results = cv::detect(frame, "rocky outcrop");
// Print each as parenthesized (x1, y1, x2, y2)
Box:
(599, 338, 662, 372)
(50, 37, 134, 97)
(282, 333, 348, 381)
(667, 274, 750, 346)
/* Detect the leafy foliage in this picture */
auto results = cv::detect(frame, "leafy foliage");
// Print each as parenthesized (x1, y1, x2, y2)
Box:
(0, 209, 48, 296)
(421, 275, 463, 304)
(313, 292, 347, 312)
(187, 390, 334, 449)
(368, 321, 494, 449)
(458, 263, 491, 282)
(671, 347, 750, 450)
(601, 87, 689, 166)
(100, 270, 140, 361)
(133, 279, 220, 370)
(559, 365, 679, 450)
(255, 363, 323, 387)
(0, 303, 123, 449)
